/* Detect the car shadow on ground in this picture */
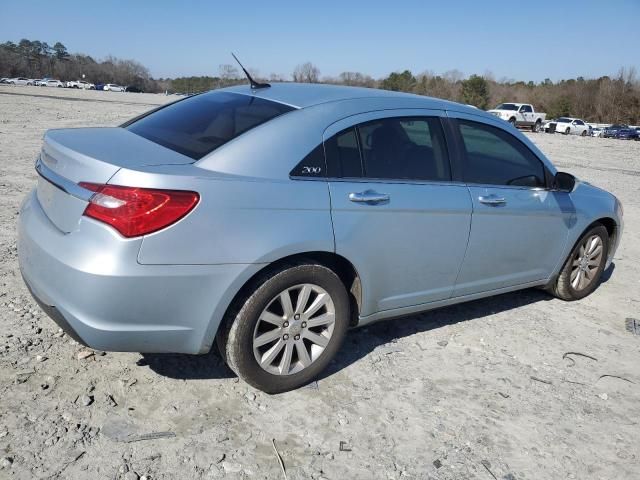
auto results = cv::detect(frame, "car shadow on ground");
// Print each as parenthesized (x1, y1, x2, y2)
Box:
(140, 264, 615, 384)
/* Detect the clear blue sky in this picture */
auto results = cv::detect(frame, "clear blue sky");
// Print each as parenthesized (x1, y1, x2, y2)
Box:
(1, 0, 638, 81)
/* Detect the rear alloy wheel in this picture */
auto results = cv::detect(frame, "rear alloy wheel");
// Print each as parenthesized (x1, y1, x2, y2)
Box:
(532, 120, 541, 132)
(581, 130, 587, 136)
(565, 127, 571, 135)
(551, 225, 609, 300)
(218, 262, 350, 393)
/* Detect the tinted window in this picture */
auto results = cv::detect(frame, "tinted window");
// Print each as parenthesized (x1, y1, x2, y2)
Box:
(521, 105, 533, 113)
(356, 117, 450, 181)
(127, 92, 294, 160)
(324, 128, 362, 177)
(575, 120, 584, 125)
(457, 120, 545, 188)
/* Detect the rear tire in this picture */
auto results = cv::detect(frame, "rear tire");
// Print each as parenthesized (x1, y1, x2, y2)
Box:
(581, 130, 587, 136)
(217, 262, 350, 393)
(565, 127, 571, 135)
(508, 117, 516, 127)
(532, 120, 541, 132)
(550, 225, 609, 301)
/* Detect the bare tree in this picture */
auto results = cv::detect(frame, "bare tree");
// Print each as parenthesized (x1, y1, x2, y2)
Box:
(293, 62, 320, 83)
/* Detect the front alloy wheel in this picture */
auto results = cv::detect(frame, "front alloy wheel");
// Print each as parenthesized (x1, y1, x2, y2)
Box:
(569, 234, 604, 291)
(551, 224, 609, 300)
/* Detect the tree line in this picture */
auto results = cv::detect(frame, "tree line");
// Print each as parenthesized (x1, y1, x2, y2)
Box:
(2, 39, 638, 123)
(0, 39, 157, 91)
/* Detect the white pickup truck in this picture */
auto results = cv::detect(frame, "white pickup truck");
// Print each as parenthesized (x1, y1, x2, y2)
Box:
(487, 103, 547, 132)
(66, 80, 95, 89)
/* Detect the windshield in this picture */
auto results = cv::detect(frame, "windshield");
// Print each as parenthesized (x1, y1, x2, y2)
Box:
(556, 118, 572, 123)
(495, 103, 519, 111)
(126, 91, 294, 160)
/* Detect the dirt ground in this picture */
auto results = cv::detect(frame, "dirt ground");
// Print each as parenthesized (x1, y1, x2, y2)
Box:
(0, 85, 639, 480)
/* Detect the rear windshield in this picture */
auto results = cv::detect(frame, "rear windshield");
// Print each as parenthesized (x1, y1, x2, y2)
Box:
(126, 91, 294, 160)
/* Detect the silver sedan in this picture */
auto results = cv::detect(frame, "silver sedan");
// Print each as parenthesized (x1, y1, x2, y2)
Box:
(18, 83, 623, 392)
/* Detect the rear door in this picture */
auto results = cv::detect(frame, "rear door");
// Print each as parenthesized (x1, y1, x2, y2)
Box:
(326, 110, 472, 316)
(447, 113, 572, 296)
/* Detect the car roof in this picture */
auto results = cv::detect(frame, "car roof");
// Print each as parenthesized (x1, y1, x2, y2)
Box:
(220, 82, 479, 114)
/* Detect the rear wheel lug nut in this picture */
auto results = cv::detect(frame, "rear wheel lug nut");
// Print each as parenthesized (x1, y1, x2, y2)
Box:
(283, 321, 289, 327)
(294, 334, 300, 340)
(283, 334, 289, 340)
(294, 314, 300, 320)
(301, 322, 307, 328)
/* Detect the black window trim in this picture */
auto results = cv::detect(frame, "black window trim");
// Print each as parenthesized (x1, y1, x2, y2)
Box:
(446, 117, 554, 190)
(291, 115, 457, 185)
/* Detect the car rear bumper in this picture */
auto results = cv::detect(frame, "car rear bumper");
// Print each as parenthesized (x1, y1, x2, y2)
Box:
(18, 190, 261, 354)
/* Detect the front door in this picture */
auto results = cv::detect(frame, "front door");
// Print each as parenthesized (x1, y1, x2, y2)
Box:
(449, 116, 572, 297)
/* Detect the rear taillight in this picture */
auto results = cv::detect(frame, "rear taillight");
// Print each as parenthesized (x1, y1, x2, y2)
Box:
(79, 182, 199, 238)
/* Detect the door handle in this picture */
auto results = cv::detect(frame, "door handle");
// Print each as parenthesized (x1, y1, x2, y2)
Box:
(348, 190, 390, 204)
(478, 195, 506, 206)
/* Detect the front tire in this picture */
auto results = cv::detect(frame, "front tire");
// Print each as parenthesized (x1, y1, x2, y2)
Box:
(217, 262, 350, 393)
(551, 225, 609, 301)
(581, 130, 587, 136)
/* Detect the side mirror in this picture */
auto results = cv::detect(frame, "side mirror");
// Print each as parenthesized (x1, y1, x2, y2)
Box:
(554, 172, 576, 192)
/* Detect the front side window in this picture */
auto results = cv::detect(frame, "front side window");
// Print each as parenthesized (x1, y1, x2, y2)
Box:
(457, 120, 546, 188)
(126, 92, 294, 160)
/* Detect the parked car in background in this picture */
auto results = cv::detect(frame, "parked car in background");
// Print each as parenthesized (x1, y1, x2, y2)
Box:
(95, 84, 105, 91)
(44, 79, 65, 88)
(547, 117, 590, 136)
(125, 85, 143, 93)
(603, 124, 639, 140)
(487, 103, 547, 132)
(0, 78, 9, 84)
(104, 84, 124, 92)
(590, 127, 605, 137)
(8, 77, 34, 86)
(18, 83, 623, 393)
(67, 80, 95, 89)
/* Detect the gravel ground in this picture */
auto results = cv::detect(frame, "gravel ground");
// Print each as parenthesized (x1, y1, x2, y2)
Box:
(0, 85, 639, 480)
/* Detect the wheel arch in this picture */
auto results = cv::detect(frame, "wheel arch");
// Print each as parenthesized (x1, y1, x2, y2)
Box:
(214, 251, 363, 348)
(546, 216, 618, 291)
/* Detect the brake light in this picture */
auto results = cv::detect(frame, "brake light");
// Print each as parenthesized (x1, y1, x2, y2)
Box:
(79, 182, 199, 237)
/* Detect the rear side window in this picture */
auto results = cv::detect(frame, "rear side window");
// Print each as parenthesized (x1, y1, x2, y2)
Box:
(324, 128, 362, 177)
(457, 120, 546, 188)
(126, 92, 294, 160)
(324, 117, 450, 182)
(357, 117, 450, 181)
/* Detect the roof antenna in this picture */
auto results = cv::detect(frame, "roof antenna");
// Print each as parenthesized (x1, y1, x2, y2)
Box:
(231, 53, 270, 89)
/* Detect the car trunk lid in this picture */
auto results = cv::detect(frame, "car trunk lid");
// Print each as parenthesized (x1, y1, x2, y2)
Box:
(36, 127, 195, 233)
